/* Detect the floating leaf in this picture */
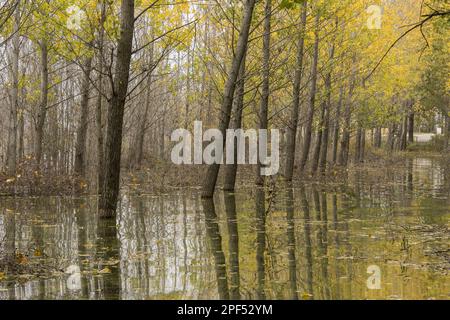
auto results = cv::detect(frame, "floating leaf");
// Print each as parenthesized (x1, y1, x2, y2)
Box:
(99, 267, 111, 274)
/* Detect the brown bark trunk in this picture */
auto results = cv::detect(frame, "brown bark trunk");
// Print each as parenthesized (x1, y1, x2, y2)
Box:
(74, 57, 93, 177)
(6, 3, 20, 176)
(374, 127, 382, 148)
(338, 72, 355, 167)
(354, 125, 362, 163)
(35, 39, 49, 168)
(331, 86, 344, 165)
(299, 14, 320, 173)
(256, 0, 271, 186)
(319, 39, 335, 173)
(408, 109, 414, 144)
(99, 0, 135, 218)
(311, 101, 325, 174)
(284, 0, 307, 181)
(445, 110, 450, 152)
(360, 128, 365, 162)
(400, 115, 408, 151)
(96, 0, 107, 193)
(202, 0, 256, 198)
(223, 55, 246, 192)
(386, 123, 396, 152)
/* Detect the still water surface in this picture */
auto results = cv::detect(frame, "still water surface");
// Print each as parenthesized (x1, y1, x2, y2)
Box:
(0, 157, 449, 300)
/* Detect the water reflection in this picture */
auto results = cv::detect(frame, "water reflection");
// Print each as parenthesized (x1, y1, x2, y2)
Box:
(0, 157, 449, 300)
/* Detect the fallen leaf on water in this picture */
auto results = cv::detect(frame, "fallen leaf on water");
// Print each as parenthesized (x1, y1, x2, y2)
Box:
(99, 268, 111, 274)
(302, 293, 313, 300)
(103, 259, 120, 266)
(16, 253, 28, 265)
(0, 272, 6, 280)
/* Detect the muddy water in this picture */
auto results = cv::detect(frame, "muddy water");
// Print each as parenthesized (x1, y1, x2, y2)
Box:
(0, 157, 449, 300)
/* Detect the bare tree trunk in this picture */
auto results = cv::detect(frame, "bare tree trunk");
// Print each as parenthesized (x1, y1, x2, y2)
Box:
(202, 0, 256, 198)
(354, 125, 362, 164)
(311, 101, 325, 174)
(256, 0, 271, 186)
(319, 102, 330, 172)
(223, 55, 246, 192)
(374, 127, 382, 148)
(185, 47, 191, 129)
(318, 39, 335, 173)
(6, 2, 20, 176)
(331, 86, 344, 165)
(99, 0, 135, 218)
(400, 115, 408, 151)
(35, 39, 49, 167)
(159, 108, 165, 159)
(338, 74, 355, 167)
(386, 123, 396, 152)
(18, 106, 24, 161)
(74, 57, 93, 177)
(408, 106, 414, 144)
(445, 108, 450, 152)
(299, 14, 320, 173)
(360, 128, 365, 162)
(96, 0, 107, 193)
(284, 0, 307, 181)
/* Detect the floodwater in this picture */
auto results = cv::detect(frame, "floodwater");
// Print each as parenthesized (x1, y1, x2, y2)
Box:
(0, 157, 449, 300)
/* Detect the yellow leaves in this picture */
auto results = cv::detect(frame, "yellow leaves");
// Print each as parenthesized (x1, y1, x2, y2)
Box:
(79, 180, 88, 189)
(0, 272, 5, 281)
(98, 267, 111, 274)
(16, 253, 28, 265)
(34, 249, 42, 257)
(301, 292, 313, 300)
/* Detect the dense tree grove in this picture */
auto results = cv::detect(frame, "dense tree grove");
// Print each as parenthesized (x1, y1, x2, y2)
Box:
(0, 0, 448, 215)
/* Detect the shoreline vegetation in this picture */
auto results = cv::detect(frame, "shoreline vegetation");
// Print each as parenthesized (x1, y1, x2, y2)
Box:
(1, 142, 448, 198)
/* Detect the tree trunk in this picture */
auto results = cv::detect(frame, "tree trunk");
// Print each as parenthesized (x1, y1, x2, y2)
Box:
(74, 57, 93, 177)
(374, 127, 382, 148)
(331, 86, 344, 165)
(6, 3, 20, 176)
(360, 129, 365, 162)
(443, 107, 450, 152)
(386, 123, 396, 152)
(202, 0, 256, 198)
(99, 0, 135, 218)
(338, 72, 355, 167)
(299, 14, 320, 173)
(256, 0, 271, 186)
(223, 55, 246, 192)
(96, 0, 107, 193)
(35, 39, 49, 168)
(400, 115, 408, 151)
(354, 125, 362, 164)
(311, 101, 325, 174)
(284, 0, 307, 181)
(319, 39, 335, 173)
(408, 109, 414, 144)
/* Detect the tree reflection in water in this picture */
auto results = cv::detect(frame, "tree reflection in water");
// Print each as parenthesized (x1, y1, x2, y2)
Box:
(0, 157, 449, 300)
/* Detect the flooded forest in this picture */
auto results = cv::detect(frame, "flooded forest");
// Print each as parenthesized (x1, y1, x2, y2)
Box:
(0, 0, 449, 300)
